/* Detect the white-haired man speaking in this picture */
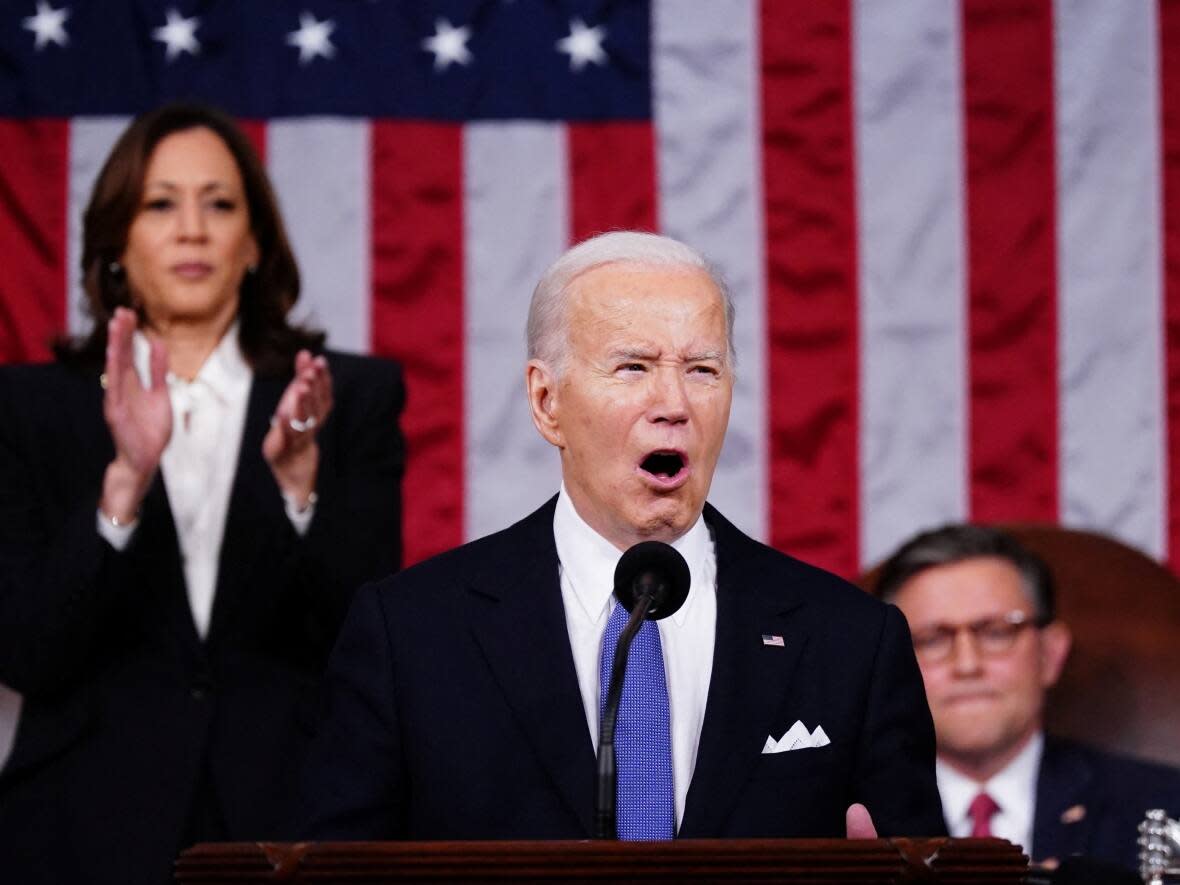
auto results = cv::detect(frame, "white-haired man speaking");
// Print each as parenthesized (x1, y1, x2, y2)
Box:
(301, 232, 945, 841)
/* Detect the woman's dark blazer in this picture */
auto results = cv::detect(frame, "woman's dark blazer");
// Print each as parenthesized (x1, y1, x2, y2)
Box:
(0, 350, 404, 885)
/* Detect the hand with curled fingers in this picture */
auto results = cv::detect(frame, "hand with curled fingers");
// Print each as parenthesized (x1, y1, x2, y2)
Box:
(100, 307, 172, 525)
(263, 349, 333, 510)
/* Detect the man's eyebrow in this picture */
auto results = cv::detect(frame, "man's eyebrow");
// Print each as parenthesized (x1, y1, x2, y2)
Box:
(607, 348, 728, 363)
(608, 347, 658, 361)
(686, 350, 726, 363)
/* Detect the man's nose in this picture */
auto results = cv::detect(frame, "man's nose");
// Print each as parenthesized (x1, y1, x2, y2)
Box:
(948, 629, 984, 675)
(649, 367, 689, 424)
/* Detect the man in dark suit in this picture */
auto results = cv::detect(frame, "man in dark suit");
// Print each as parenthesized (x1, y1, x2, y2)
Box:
(875, 524, 1180, 873)
(301, 230, 945, 841)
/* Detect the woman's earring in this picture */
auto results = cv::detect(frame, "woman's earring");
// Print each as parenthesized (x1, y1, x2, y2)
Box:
(108, 260, 123, 276)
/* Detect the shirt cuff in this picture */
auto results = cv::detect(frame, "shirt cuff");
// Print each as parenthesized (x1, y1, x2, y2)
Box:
(283, 491, 317, 536)
(96, 508, 138, 551)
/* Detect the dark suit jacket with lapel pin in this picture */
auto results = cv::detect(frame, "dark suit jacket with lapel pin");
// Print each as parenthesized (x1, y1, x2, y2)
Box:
(301, 497, 947, 840)
(1031, 736, 1180, 872)
(0, 352, 404, 885)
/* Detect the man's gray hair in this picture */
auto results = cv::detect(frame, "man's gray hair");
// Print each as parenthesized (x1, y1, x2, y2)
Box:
(874, 524, 1057, 623)
(526, 230, 736, 373)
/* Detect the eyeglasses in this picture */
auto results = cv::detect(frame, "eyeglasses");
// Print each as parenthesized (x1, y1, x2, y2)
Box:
(910, 610, 1046, 663)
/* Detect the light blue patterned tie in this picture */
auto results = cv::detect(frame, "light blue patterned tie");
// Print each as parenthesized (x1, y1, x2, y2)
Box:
(599, 601, 675, 840)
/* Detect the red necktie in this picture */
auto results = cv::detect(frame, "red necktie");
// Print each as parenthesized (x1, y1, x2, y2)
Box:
(968, 792, 1000, 838)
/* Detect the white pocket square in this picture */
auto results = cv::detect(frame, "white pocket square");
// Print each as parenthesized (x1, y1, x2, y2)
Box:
(762, 720, 830, 754)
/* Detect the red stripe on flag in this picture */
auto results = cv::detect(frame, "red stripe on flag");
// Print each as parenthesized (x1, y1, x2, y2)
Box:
(1162, 0, 1180, 567)
(962, 0, 1059, 523)
(568, 122, 657, 241)
(370, 122, 465, 566)
(761, 0, 861, 578)
(237, 119, 267, 162)
(0, 120, 68, 364)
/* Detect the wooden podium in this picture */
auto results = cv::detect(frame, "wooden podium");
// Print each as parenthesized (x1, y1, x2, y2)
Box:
(176, 837, 1028, 882)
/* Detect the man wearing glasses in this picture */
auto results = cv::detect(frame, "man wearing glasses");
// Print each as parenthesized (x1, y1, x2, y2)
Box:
(875, 524, 1180, 875)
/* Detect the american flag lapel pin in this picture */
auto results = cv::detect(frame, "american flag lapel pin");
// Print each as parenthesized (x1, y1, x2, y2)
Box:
(762, 634, 785, 647)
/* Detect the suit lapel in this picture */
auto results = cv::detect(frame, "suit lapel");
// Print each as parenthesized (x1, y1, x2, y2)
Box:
(679, 507, 808, 837)
(135, 472, 201, 647)
(207, 373, 287, 639)
(1031, 739, 1097, 865)
(465, 498, 597, 836)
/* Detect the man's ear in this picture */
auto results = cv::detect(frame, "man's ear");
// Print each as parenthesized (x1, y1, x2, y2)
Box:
(1038, 620, 1072, 689)
(526, 359, 563, 448)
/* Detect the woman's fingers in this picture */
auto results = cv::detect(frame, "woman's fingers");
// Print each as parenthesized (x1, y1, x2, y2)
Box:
(292, 354, 331, 426)
(288, 353, 332, 428)
(273, 380, 313, 441)
(148, 338, 168, 392)
(311, 356, 333, 419)
(102, 307, 171, 479)
(105, 308, 134, 406)
(266, 354, 334, 464)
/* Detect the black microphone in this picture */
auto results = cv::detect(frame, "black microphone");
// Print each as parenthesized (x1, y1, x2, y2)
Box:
(594, 541, 691, 840)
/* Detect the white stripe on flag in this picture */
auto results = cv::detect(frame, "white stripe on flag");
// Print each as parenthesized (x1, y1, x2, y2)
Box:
(463, 122, 566, 541)
(268, 118, 371, 354)
(854, 0, 968, 566)
(1055, 0, 1166, 558)
(68, 117, 129, 336)
(652, 0, 767, 542)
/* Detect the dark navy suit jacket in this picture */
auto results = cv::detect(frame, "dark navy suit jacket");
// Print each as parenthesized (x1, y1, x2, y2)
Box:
(0, 352, 404, 885)
(301, 497, 946, 840)
(1032, 736, 1180, 872)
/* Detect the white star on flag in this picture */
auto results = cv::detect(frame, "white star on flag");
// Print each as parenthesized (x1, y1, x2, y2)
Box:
(22, 1, 70, 51)
(556, 18, 607, 72)
(286, 11, 337, 65)
(152, 8, 200, 62)
(422, 19, 472, 72)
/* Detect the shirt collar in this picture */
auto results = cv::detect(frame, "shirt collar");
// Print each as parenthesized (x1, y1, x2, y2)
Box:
(132, 319, 250, 405)
(552, 483, 712, 628)
(936, 731, 1044, 830)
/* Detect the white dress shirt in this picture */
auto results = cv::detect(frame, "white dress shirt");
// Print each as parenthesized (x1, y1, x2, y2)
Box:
(97, 325, 313, 638)
(553, 485, 717, 831)
(937, 731, 1044, 852)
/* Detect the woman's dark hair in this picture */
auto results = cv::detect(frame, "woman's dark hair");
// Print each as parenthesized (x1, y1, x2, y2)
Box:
(875, 524, 1057, 623)
(54, 102, 323, 375)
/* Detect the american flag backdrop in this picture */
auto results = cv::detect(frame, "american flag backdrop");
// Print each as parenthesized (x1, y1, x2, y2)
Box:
(2, 0, 1180, 581)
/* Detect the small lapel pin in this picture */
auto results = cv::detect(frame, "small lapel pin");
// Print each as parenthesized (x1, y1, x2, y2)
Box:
(762, 634, 785, 647)
(1060, 804, 1086, 824)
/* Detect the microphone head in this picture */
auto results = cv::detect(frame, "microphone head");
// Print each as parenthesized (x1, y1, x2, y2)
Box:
(613, 541, 691, 621)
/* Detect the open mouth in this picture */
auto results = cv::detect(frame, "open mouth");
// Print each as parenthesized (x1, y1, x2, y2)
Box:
(640, 450, 687, 481)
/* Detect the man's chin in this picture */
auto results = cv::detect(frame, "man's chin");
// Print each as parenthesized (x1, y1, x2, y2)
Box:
(627, 499, 702, 543)
(938, 720, 1014, 757)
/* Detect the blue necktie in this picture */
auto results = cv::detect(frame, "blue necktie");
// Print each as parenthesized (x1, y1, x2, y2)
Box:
(599, 601, 675, 840)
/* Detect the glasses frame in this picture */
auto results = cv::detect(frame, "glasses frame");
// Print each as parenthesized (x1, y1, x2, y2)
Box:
(910, 609, 1047, 664)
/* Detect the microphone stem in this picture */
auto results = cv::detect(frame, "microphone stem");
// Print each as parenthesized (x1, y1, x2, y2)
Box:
(594, 592, 653, 840)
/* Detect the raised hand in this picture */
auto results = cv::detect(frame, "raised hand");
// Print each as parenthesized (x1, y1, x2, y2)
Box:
(100, 306, 172, 523)
(262, 350, 333, 509)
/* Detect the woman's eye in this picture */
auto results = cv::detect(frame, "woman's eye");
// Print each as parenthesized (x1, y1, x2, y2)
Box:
(143, 198, 173, 212)
(210, 198, 237, 212)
